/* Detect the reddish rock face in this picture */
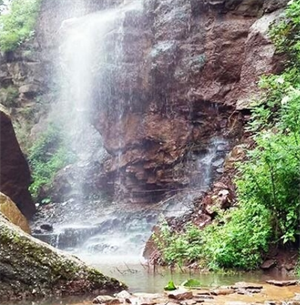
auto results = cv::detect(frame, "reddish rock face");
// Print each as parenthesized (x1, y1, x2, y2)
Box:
(87, 0, 288, 202)
(4, 0, 288, 204)
(0, 111, 35, 219)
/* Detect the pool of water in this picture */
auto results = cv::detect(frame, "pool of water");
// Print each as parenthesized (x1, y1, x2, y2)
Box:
(3, 254, 296, 305)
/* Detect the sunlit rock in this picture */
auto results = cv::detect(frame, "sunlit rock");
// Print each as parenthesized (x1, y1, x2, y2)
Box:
(0, 192, 31, 233)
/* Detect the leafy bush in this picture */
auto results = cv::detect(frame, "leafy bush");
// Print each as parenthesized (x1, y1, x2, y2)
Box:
(0, 0, 41, 52)
(154, 221, 203, 266)
(28, 123, 76, 201)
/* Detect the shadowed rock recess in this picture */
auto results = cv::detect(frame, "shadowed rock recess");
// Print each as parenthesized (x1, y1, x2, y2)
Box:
(0, 213, 126, 301)
(0, 111, 35, 218)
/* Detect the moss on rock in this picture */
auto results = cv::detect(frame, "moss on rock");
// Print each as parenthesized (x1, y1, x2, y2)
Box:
(0, 214, 126, 301)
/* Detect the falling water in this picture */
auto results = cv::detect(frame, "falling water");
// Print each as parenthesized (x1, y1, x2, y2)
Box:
(40, 0, 230, 263)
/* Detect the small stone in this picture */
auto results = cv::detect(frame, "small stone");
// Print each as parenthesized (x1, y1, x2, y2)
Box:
(284, 263, 295, 271)
(19, 84, 40, 94)
(116, 290, 132, 298)
(211, 289, 234, 296)
(247, 289, 262, 294)
(236, 288, 249, 295)
(93, 296, 120, 304)
(232, 282, 263, 290)
(266, 280, 298, 287)
(195, 291, 211, 296)
(40, 223, 53, 232)
(167, 290, 193, 300)
(195, 295, 214, 300)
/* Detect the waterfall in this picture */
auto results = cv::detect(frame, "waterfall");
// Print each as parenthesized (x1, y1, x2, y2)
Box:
(34, 0, 230, 264)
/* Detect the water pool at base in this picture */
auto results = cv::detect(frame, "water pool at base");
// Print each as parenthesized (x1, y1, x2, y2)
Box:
(3, 255, 297, 305)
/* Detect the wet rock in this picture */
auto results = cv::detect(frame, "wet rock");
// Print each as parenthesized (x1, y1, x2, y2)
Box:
(232, 282, 263, 290)
(40, 223, 53, 232)
(284, 263, 295, 271)
(261, 259, 277, 270)
(266, 280, 299, 287)
(211, 288, 234, 296)
(194, 291, 211, 296)
(0, 213, 126, 302)
(167, 290, 193, 300)
(93, 295, 120, 304)
(18, 84, 40, 95)
(116, 290, 132, 298)
(0, 111, 35, 219)
(0, 192, 31, 233)
(195, 295, 214, 300)
(130, 293, 162, 305)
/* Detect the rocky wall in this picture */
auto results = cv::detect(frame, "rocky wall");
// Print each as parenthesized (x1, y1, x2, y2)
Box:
(88, 0, 289, 202)
(0, 0, 290, 204)
(0, 111, 35, 218)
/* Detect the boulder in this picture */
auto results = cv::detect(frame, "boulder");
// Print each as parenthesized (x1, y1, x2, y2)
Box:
(0, 192, 31, 233)
(0, 213, 126, 301)
(0, 111, 35, 219)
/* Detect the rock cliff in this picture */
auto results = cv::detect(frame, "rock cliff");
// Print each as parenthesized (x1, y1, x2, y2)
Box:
(0, 0, 289, 204)
(88, 0, 288, 202)
(0, 110, 35, 218)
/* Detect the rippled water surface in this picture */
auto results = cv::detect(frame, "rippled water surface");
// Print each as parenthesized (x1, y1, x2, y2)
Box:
(5, 254, 297, 305)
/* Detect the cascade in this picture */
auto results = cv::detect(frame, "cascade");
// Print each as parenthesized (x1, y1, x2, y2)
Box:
(34, 0, 230, 264)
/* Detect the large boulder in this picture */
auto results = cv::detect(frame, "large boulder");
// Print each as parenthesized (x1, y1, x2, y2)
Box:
(0, 110, 35, 219)
(0, 192, 31, 233)
(0, 213, 126, 301)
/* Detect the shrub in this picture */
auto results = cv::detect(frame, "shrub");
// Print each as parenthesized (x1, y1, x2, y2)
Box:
(28, 123, 76, 201)
(0, 0, 41, 52)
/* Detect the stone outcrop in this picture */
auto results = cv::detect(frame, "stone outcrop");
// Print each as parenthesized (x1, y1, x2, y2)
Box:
(0, 213, 126, 301)
(87, 0, 288, 202)
(0, 192, 31, 233)
(0, 111, 35, 218)
(0, 0, 289, 204)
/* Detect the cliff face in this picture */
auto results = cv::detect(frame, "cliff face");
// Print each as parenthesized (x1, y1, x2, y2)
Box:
(88, 0, 288, 202)
(0, 111, 35, 218)
(0, 0, 289, 204)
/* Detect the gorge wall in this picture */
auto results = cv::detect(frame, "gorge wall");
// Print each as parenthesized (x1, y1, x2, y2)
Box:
(0, 0, 289, 206)
(0, 111, 35, 218)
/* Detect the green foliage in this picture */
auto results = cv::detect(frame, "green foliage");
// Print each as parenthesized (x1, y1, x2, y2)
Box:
(156, 211, 272, 270)
(164, 280, 176, 291)
(0, 0, 41, 52)
(0, 85, 19, 107)
(154, 221, 203, 266)
(28, 123, 76, 200)
(181, 279, 202, 288)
